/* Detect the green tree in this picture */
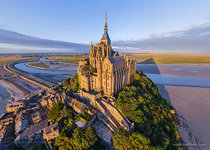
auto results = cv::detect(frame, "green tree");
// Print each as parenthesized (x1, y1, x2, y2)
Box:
(55, 127, 97, 150)
(62, 78, 71, 88)
(47, 101, 64, 122)
(112, 129, 153, 150)
(115, 71, 180, 149)
(70, 74, 80, 92)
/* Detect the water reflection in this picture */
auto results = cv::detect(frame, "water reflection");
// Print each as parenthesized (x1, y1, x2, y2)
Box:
(146, 73, 210, 88)
(15, 62, 78, 75)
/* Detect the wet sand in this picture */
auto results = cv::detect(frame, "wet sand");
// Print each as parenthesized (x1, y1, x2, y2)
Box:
(0, 80, 25, 101)
(137, 64, 210, 78)
(0, 84, 11, 115)
(164, 86, 210, 149)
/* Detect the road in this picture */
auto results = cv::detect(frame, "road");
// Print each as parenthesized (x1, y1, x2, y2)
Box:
(4, 61, 54, 91)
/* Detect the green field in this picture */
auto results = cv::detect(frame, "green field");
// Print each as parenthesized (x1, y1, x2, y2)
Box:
(0, 55, 25, 64)
(49, 53, 210, 64)
(128, 53, 210, 64)
(0, 55, 36, 65)
(0, 54, 210, 64)
(49, 54, 89, 64)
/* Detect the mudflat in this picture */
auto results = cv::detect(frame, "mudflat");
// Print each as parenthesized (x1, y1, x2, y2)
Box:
(137, 64, 210, 78)
(0, 80, 25, 101)
(165, 86, 210, 150)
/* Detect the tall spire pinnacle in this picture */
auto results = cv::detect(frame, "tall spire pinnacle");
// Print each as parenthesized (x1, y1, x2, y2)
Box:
(101, 11, 111, 42)
(104, 11, 108, 33)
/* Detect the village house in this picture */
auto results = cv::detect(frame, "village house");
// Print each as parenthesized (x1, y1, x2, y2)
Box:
(32, 111, 43, 124)
(67, 98, 86, 114)
(42, 122, 59, 141)
(6, 101, 25, 113)
(40, 90, 68, 108)
(14, 119, 48, 149)
(0, 117, 15, 149)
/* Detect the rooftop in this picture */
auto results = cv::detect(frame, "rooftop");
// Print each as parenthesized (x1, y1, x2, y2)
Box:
(43, 122, 59, 134)
(101, 32, 111, 42)
(70, 98, 85, 110)
(108, 56, 125, 64)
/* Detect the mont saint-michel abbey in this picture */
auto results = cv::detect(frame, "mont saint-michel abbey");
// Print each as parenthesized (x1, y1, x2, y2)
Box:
(78, 15, 136, 96)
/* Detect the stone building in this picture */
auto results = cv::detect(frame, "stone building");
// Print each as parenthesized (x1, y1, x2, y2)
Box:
(42, 122, 59, 141)
(6, 101, 25, 113)
(67, 98, 86, 114)
(0, 118, 15, 150)
(78, 14, 136, 96)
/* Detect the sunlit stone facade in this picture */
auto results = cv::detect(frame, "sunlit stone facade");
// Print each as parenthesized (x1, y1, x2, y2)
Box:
(78, 14, 136, 96)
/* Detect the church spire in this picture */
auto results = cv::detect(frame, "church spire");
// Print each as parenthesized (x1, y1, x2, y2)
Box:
(104, 11, 108, 33)
(101, 11, 111, 42)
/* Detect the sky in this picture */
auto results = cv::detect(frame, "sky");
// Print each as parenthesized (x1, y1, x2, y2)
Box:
(0, 0, 210, 53)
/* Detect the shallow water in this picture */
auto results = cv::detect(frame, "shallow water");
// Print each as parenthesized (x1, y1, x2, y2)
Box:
(137, 64, 210, 88)
(15, 62, 78, 83)
(0, 84, 13, 115)
(137, 64, 210, 78)
(146, 73, 210, 88)
(15, 62, 77, 75)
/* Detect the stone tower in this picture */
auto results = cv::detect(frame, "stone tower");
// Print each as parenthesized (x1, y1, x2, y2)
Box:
(78, 13, 136, 96)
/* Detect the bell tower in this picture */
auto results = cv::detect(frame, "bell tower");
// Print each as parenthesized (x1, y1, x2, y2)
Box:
(101, 12, 112, 57)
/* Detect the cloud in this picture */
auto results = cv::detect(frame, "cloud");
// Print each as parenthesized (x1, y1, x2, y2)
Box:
(1, 22, 210, 54)
(0, 43, 84, 54)
(0, 24, 8, 28)
(0, 28, 89, 54)
(112, 22, 210, 54)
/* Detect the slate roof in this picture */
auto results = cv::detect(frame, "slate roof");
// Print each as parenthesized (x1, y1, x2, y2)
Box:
(15, 119, 28, 134)
(101, 32, 111, 41)
(108, 56, 125, 64)
(70, 99, 85, 110)
(43, 122, 59, 134)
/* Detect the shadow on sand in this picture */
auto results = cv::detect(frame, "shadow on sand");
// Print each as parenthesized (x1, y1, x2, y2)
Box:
(136, 57, 171, 103)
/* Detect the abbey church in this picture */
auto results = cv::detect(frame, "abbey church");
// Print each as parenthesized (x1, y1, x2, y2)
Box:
(78, 14, 136, 96)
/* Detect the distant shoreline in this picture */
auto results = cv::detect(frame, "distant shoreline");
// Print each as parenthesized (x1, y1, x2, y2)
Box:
(1, 53, 210, 64)
(47, 53, 210, 64)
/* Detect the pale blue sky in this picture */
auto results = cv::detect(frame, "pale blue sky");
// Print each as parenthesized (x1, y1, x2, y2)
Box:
(0, 0, 210, 44)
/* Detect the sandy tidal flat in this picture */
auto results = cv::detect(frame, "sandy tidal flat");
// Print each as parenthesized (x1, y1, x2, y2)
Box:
(137, 64, 210, 78)
(0, 84, 11, 115)
(0, 80, 25, 101)
(165, 86, 210, 150)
